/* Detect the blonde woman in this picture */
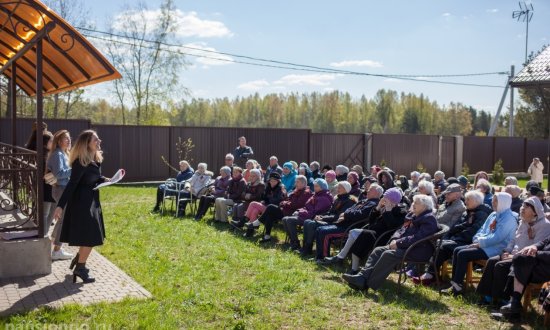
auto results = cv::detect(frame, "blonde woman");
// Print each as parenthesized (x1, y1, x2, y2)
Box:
(46, 130, 73, 261)
(53, 130, 110, 284)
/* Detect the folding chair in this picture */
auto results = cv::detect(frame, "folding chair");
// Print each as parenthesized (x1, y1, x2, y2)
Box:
(160, 178, 178, 216)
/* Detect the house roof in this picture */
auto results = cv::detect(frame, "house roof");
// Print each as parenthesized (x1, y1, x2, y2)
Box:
(510, 45, 550, 88)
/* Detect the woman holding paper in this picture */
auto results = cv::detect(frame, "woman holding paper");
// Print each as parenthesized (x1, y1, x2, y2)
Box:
(53, 130, 110, 284)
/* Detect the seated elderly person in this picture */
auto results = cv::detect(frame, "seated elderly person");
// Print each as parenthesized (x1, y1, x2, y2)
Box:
(476, 178, 494, 207)
(335, 165, 350, 182)
(264, 156, 283, 182)
(414, 190, 491, 285)
(256, 175, 312, 243)
(418, 179, 438, 209)
(504, 185, 523, 213)
(347, 171, 362, 198)
(377, 170, 396, 191)
(194, 166, 232, 220)
(528, 185, 550, 213)
(241, 172, 286, 235)
(505, 176, 518, 186)
(319, 186, 405, 274)
(476, 197, 550, 307)
(300, 182, 356, 256)
(433, 170, 448, 193)
(242, 159, 256, 183)
(497, 233, 550, 321)
(352, 165, 367, 186)
(224, 153, 235, 170)
(298, 164, 314, 189)
(325, 170, 338, 196)
(457, 175, 470, 193)
(281, 162, 297, 192)
(442, 192, 518, 296)
(151, 160, 194, 213)
(282, 178, 333, 251)
(177, 163, 213, 217)
(435, 184, 466, 228)
(214, 167, 246, 223)
(357, 176, 379, 202)
(342, 194, 438, 292)
(231, 169, 265, 226)
(310, 161, 322, 179)
(405, 171, 421, 201)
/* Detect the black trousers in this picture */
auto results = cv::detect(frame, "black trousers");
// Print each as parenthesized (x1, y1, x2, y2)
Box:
(350, 230, 378, 259)
(258, 204, 284, 235)
(476, 255, 513, 302)
(427, 240, 460, 275)
(196, 195, 216, 218)
(511, 252, 550, 286)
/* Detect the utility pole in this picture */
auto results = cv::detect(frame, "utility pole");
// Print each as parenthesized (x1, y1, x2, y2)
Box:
(509, 65, 515, 136)
(513, 2, 534, 63)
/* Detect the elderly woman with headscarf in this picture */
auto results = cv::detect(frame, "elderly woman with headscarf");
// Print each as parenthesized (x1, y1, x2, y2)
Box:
(282, 178, 333, 251)
(194, 166, 232, 220)
(231, 169, 265, 226)
(476, 197, 550, 306)
(442, 192, 518, 296)
(324, 170, 338, 196)
(352, 165, 367, 186)
(347, 171, 362, 198)
(281, 162, 297, 192)
(335, 165, 350, 182)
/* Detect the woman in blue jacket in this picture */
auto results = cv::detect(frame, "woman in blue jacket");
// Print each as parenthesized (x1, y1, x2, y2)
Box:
(442, 192, 518, 296)
(281, 162, 297, 192)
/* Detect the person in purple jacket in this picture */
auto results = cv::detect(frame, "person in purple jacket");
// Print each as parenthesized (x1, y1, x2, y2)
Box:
(194, 166, 232, 220)
(342, 194, 438, 292)
(282, 178, 333, 251)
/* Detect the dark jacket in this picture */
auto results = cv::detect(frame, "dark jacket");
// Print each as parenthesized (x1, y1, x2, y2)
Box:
(262, 182, 286, 206)
(264, 165, 283, 182)
(226, 175, 247, 202)
(297, 189, 333, 221)
(318, 193, 356, 224)
(311, 169, 322, 180)
(57, 161, 107, 247)
(336, 174, 348, 182)
(341, 198, 379, 227)
(280, 187, 313, 216)
(392, 210, 439, 261)
(349, 182, 362, 198)
(444, 203, 493, 245)
(176, 167, 194, 182)
(213, 175, 230, 198)
(510, 197, 522, 214)
(366, 203, 408, 237)
(232, 146, 254, 167)
(241, 181, 265, 202)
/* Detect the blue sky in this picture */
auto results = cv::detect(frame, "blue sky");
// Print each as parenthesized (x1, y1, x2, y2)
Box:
(83, 0, 549, 113)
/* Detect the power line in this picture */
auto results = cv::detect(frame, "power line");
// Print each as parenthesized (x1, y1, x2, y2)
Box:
(80, 28, 507, 89)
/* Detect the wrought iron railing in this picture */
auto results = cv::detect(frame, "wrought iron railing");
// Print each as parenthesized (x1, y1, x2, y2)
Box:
(0, 142, 39, 232)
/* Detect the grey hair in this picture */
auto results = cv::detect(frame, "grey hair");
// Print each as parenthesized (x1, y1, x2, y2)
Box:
(270, 156, 278, 161)
(369, 183, 384, 198)
(197, 162, 207, 171)
(419, 172, 432, 182)
(179, 160, 190, 167)
(476, 178, 492, 193)
(434, 171, 445, 179)
(418, 180, 434, 194)
(295, 175, 308, 186)
(413, 194, 434, 211)
(225, 153, 234, 160)
(410, 171, 420, 178)
(310, 161, 320, 170)
(505, 176, 518, 186)
(464, 190, 484, 207)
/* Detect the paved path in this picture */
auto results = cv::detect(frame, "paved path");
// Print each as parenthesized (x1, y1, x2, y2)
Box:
(0, 245, 151, 317)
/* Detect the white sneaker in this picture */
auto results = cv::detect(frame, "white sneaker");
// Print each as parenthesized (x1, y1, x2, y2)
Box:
(52, 249, 74, 260)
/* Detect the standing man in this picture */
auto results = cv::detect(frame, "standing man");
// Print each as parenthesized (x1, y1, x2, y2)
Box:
(232, 136, 254, 168)
(527, 157, 544, 188)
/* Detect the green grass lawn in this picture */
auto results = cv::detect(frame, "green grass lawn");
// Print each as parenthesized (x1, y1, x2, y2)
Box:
(1, 187, 547, 329)
(517, 178, 548, 191)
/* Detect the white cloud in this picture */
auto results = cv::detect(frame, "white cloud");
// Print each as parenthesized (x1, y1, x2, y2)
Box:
(329, 59, 383, 68)
(237, 79, 270, 91)
(113, 9, 233, 38)
(183, 42, 234, 67)
(442, 12, 451, 17)
(274, 74, 336, 86)
(486, 9, 499, 13)
(383, 78, 402, 83)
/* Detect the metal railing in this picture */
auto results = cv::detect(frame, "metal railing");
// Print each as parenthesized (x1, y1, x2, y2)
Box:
(0, 142, 39, 233)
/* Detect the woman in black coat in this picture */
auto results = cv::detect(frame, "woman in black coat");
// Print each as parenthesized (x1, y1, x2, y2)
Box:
(54, 130, 110, 284)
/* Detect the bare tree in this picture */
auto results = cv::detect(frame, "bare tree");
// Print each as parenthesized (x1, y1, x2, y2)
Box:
(104, 0, 187, 125)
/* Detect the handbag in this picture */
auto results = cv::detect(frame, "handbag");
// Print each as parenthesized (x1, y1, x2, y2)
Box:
(44, 172, 57, 185)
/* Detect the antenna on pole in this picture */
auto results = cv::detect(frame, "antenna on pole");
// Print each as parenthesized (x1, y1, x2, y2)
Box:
(513, 1, 534, 63)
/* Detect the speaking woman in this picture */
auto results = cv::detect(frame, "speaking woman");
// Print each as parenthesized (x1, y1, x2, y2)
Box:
(53, 130, 110, 283)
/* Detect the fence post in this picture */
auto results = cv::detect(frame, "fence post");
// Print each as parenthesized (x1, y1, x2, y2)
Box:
(365, 133, 372, 171)
(438, 136, 442, 171)
(454, 136, 463, 177)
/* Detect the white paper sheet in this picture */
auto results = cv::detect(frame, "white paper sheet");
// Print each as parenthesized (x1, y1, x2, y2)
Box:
(93, 169, 126, 190)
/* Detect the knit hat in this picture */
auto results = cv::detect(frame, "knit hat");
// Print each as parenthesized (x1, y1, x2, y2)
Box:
(283, 162, 293, 170)
(324, 170, 336, 180)
(447, 177, 458, 185)
(347, 171, 359, 184)
(336, 165, 349, 174)
(338, 181, 352, 194)
(221, 166, 232, 176)
(383, 187, 402, 204)
(314, 178, 329, 191)
(352, 165, 364, 174)
(269, 172, 281, 180)
(457, 175, 469, 187)
(523, 196, 546, 221)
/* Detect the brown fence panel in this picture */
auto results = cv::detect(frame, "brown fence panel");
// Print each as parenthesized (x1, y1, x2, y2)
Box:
(93, 125, 171, 181)
(462, 136, 494, 173)
(0, 118, 91, 147)
(441, 136, 455, 176)
(372, 134, 439, 176)
(526, 139, 550, 172)
(309, 133, 364, 168)
(494, 137, 525, 172)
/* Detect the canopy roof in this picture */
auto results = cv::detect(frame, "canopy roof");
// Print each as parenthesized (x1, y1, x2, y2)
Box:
(0, 0, 121, 96)
(510, 45, 550, 89)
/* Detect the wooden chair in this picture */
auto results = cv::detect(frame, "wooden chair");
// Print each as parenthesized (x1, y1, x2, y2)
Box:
(465, 259, 487, 289)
